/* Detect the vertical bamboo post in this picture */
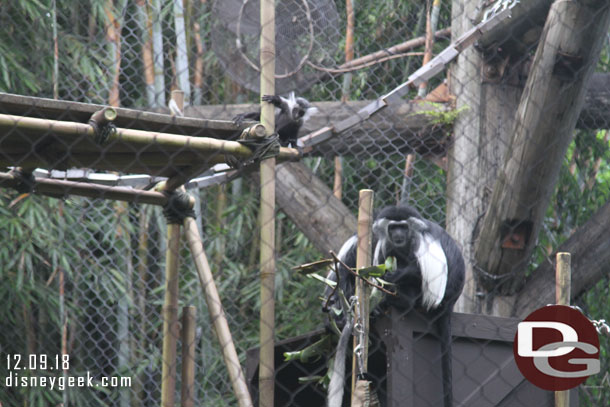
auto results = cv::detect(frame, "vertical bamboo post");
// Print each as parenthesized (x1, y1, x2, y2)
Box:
(51, 0, 59, 99)
(351, 190, 374, 401)
(60, 266, 68, 407)
(136, 0, 155, 107)
(417, 0, 438, 98)
(555, 252, 571, 306)
(342, 0, 355, 97)
(399, 153, 416, 204)
(555, 252, 571, 407)
(150, 0, 166, 108)
(183, 216, 254, 407)
(172, 0, 191, 103)
(161, 223, 181, 407)
(55, 203, 68, 407)
(334, 0, 355, 200)
(135, 205, 150, 405)
(259, 0, 276, 406)
(181, 306, 196, 407)
(333, 157, 343, 200)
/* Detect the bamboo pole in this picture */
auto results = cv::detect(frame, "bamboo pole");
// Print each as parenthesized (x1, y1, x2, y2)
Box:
(0, 171, 169, 205)
(417, 0, 441, 97)
(150, 0, 166, 107)
(258, 146, 276, 407)
(180, 306, 196, 407)
(333, 0, 355, 200)
(0, 154, 225, 174)
(193, 21, 205, 105)
(90, 106, 118, 126)
(214, 185, 227, 268)
(399, 153, 416, 204)
(343, 0, 355, 88)
(172, 0, 191, 103)
(134, 205, 150, 405)
(339, 27, 450, 71)
(333, 157, 343, 200)
(555, 253, 571, 306)
(161, 223, 181, 407)
(555, 252, 571, 407)
(104, 0, 123, 108)
(259, 0, 276, 405)
(351, 189, 374, 401)
(59, 263, 68, 407)
(51, 0, 59, 99)
(136, 0, 156, 107)
(183, 216, 254, 407)
(0, 114, 300, 161)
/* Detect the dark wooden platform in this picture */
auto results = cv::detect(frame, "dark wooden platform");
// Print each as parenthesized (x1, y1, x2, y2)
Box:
(0, 93, 298, 179)
(246, 309, 579, 407)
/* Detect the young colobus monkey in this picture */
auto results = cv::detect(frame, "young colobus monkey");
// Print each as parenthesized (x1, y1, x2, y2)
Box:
(233, 92, 318, 148)
(325, 205, 465, 407)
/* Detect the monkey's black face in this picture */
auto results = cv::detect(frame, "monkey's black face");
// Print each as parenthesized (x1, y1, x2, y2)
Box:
(291, 106, 305, 121)
(388, 224, 409, 248)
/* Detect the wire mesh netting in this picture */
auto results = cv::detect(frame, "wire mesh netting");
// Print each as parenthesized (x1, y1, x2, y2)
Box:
(211, 0, 342, 93)
(1, 0, 610, 406)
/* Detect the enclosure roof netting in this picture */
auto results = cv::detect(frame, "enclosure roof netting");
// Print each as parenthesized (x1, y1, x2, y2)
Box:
(0, 93, 297, 177)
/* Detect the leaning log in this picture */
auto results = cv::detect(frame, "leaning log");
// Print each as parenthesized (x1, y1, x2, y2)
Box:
(513, 200, 610, 318)
(275, 162, 356, 254)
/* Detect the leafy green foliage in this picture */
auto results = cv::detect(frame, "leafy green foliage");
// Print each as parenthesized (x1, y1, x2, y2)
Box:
(0, 1, 109, 100)
(532, 130, 610, 271)
(0, 192, 117, 406)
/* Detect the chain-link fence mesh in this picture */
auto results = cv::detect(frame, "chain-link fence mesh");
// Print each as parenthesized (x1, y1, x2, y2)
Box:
(1, 0, 609, 406)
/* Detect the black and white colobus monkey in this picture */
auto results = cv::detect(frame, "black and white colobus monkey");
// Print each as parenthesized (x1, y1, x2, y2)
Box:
(233, 92, 318, 148)
(325, 205, 465, 407)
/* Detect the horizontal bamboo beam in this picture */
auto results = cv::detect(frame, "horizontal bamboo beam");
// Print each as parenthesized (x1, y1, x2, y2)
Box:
(0, 171, 168, 205)
(0, 113, 300, 161)
(0, 92, 239, 137)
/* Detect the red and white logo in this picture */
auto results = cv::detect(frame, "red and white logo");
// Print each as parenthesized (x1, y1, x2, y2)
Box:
(513, 305, 600, 391)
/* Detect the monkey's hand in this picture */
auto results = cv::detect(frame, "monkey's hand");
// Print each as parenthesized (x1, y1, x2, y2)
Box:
(232, 112, 260, 127)
(383, 262, 419, 284)
(232, 113, 246, 127)
(262, 94, 282, 107)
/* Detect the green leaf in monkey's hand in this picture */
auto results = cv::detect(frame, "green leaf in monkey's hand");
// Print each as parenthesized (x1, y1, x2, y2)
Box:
(356, 256, 397, 278)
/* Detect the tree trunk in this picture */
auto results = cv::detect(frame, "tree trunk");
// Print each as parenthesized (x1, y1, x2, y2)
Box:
(447, 1, 523, 315)
(473, 0, 610, 299)
(275, 162, 356, 254)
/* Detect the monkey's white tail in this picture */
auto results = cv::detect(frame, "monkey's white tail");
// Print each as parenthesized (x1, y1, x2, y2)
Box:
(327, 320, 353, 407)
